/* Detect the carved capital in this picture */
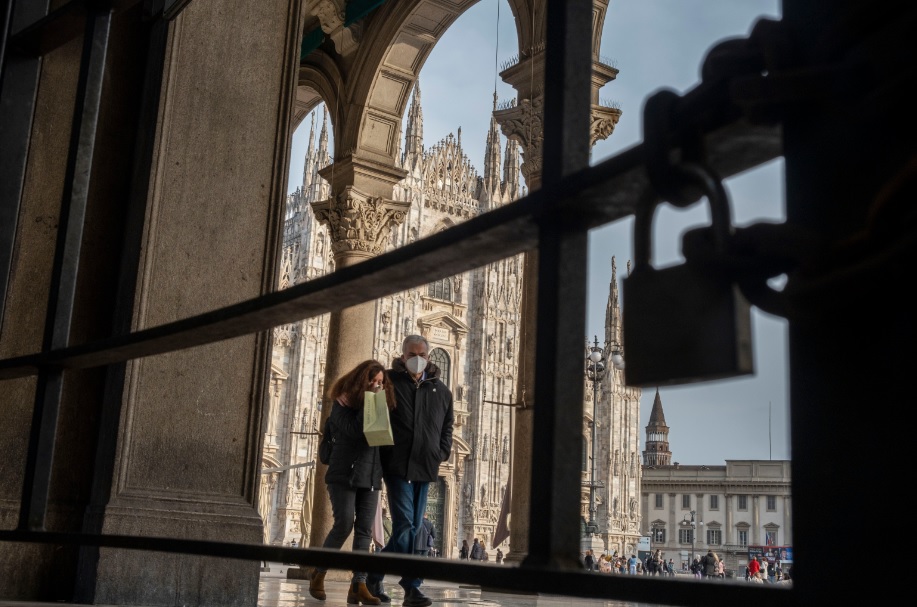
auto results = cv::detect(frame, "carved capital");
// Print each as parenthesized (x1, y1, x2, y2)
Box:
(314, 0, 360, 56)
(314, 0, 345, 32)
(494, 95, 544, 185)
(311, 187, 410, 257)
(330, 22, 362, 56)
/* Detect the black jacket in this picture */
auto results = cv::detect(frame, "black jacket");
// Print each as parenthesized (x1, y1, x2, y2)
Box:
(380, 358, 454, 482)
(323, 399, 383, 490)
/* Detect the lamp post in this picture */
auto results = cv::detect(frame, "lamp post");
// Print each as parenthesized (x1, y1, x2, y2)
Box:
(584, 337, 606, 536)
(682, 510, 702, 565)
(582, 336, 624, 548)
(649, 523, 662, 551)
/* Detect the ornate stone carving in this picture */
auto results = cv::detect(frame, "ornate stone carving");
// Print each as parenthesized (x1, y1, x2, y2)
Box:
(273, 325, 296, 347)
(312, 187, 409, 256)
(314, 0, 345, 32)
(590, 106, 623, 147)
(330, 21, 362, 56)
(494, 96, 544, 184)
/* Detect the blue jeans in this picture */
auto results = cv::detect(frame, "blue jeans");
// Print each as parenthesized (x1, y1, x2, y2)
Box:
(369, 475, 429, 590)
(317, 483, 379, 583)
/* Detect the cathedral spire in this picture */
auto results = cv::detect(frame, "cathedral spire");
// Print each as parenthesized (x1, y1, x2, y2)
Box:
(404, 82, 424, 170)
(483, 91, 503, 198)
(605, 256, 623, 353)
(502, 139, 521, 200)
(318, 105, 329, 159)
(303, 111, 316, 190)
(643, 388, 672, 467)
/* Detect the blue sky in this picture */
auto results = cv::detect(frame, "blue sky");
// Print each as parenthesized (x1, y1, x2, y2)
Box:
(288, 0, 788, 465)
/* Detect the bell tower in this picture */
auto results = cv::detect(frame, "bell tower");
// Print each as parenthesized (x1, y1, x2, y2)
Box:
(643, 389, 671, 466)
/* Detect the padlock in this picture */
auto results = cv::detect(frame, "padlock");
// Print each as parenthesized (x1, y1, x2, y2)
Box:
(622, 164, 754, 387)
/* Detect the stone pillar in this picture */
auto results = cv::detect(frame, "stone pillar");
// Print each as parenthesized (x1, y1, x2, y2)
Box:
(306, 156, 409, 568)
(494, 48, 619, 565)
(782, 495, 791, 546)
(500, 248, 538, 565)
(84, 4, 305, 605)
(752, 495, 761, 545)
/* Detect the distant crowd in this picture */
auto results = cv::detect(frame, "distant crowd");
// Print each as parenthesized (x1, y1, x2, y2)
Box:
(582, 549, 677, 575)
(582, 548, 793, 584)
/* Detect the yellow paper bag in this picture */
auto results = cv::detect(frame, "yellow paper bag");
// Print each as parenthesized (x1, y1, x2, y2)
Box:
(363, 390, 394, 446)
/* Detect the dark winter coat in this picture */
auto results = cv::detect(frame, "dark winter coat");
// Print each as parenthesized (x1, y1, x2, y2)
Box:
(323, 399, 383, 489)
(703, 552, 719, 577)
(379, 358, 454, 482)
(414, 517, 435, 551)
(469, 540, 484, 560)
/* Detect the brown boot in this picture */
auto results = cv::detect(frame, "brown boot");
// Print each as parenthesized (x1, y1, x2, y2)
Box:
(309, 569, 327, 601)
(347, 581, 381, 605)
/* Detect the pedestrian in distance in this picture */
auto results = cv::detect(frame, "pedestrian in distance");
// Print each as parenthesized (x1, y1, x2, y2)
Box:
(702, 550, 719, 579)
(470, 537, 484, 561)
(413, 514, 435, 557)
(747, 555, 762, 582)
(366, 335, 454, 607)
(766, 558, 777, 583)
(309, 360, 395, 605)
(584, 549, 595, 571)
(459, 540, 469, 560)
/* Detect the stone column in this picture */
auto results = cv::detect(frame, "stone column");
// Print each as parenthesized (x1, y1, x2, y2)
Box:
(306, 156, 409, 567)
(752, 495, 761, 545)
(74, 4, 305, 605)
(494, 49, 620, 565)
(782, 495, 791, 546)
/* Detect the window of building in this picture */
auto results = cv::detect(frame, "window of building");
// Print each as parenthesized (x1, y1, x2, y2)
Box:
(429, 348, 450, 386)
(655, 494, 663, 509)
(427, 278, 452, 301)
(766, 495, 776, 511)
(682, 494, 691, 509)
(737, 529, 748, 547)
(765, 530, 778, 546)
(738, 495, 748, 510)
(679, 528, 693, 544)
(652, 528, 666, 543)
(707, 529, 722, 545)
(709, 495, 718, 510)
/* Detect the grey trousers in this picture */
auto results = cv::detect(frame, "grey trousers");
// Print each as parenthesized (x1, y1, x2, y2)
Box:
(317, 483, 380, 583)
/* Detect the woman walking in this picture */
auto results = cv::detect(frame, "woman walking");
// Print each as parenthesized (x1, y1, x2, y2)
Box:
(459, 539, 469, 560)
(310, 360, 396, 605)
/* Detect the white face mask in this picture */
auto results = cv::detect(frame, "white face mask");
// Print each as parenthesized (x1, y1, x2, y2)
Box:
(405, 355, 427, 375)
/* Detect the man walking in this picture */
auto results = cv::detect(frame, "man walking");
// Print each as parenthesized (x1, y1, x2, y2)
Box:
(413, 514, 435, 557)
(368, 335, 454, 607)
(470, 538, 484, 561)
